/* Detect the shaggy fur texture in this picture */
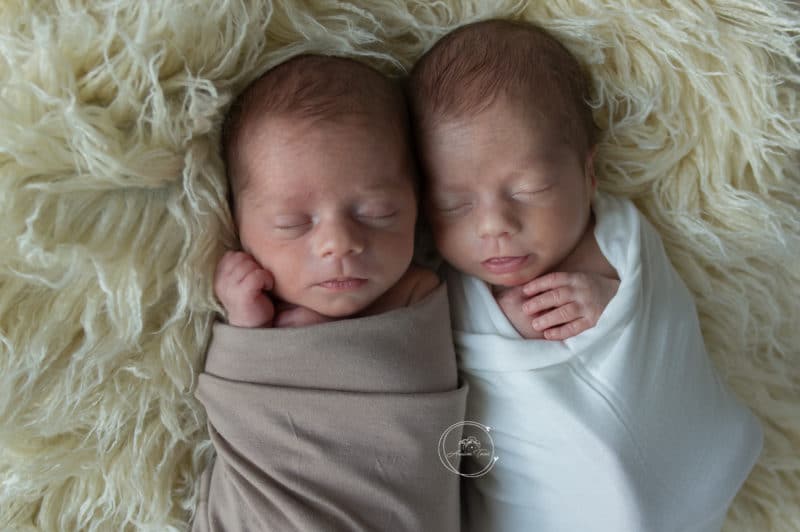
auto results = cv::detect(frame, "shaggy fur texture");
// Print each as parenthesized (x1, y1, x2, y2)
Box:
(0, 1, 797, 530)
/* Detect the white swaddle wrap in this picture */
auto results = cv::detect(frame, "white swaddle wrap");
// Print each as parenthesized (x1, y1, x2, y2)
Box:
(447, 191, 762, 532)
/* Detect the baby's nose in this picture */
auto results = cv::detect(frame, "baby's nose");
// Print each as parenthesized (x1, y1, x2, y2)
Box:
(313, 218, 366, 258)
(477, 205, 521, 239)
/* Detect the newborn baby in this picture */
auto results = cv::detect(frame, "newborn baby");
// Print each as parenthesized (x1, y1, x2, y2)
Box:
(408, 19, 763, 532)
(215, 56, 437, 328)
(193, 55, 466, 532)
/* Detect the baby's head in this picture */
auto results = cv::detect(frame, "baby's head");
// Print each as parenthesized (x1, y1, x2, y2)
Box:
(222, 55, 419, 317)
(408, 20, 598, 287)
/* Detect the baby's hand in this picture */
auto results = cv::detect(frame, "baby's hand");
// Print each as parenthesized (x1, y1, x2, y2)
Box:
(520, 271, 620, 341)
(494, 284, 546, 339)
(213, 251, 275, 328)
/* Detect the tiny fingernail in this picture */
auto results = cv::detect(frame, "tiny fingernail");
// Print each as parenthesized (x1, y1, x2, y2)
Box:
(532, 319, 542, 329)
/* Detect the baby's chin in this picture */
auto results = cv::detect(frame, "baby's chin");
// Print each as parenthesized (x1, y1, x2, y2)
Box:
(473, 267, 544, 289)
(304, 294, 377, 319)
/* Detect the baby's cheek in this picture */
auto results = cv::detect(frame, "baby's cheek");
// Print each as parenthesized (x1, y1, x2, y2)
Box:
(435, 225, 471, 266)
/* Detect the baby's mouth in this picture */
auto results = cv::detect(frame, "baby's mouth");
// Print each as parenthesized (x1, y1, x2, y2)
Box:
(317, 277, 367, 291)
(481, 255, 529, 274)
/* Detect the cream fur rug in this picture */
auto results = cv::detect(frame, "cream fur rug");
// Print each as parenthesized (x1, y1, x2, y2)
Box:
(0, 1, 797, 530)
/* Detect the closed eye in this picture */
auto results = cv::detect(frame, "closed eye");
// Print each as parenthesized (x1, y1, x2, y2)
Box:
(357, 211, 397, 219)
(275, 222, 311, 230)
(274, 216, 311, 230)
(434, 203, 471, 216)
(357, 211, 398, 228)
(512, 185, 552, 199)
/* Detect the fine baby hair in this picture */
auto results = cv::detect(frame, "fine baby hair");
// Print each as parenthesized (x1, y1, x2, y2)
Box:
(408, 19, 597, 158)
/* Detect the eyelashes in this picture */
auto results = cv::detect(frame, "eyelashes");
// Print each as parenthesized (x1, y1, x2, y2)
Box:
(434, 203, 471, 216)
(512, 191, 535, 199)
(355, 211, 398, 228)
(433, 185, 553, 214)
(272, 211, 399, 232)
(275, 222, 311, 230)
(274, 216, 311, 230)
(356, 210, 397, 220)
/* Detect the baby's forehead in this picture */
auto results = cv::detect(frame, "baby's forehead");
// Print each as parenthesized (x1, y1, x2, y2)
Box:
(240, 173, 414, 217)
(422, 117, 583, 191)
(428, 97, 572, 150)
(237, 119, 416, 198)
(250, 173, 411, 199)
(242, 110, 393, 143)
(426, 152, 574, 188)
(236, 112, 413, 174)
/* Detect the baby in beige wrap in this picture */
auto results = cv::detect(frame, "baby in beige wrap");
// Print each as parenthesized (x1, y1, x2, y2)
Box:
(193, 54, 464, 532)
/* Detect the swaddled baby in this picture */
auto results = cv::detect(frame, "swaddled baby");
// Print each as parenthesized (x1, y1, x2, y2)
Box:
(193, 55, 458, 532)
(215, 55, 437, 328)
(408, 19, 763, 532)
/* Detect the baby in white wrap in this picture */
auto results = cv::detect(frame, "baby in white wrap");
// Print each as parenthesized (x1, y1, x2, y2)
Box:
(407, 19, 763, 532)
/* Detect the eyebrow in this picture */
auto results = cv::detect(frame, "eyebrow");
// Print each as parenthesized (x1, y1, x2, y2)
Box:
(508, 145, 574, 178)
(358, 181, 411, 193)
(252, 178, 410, 207)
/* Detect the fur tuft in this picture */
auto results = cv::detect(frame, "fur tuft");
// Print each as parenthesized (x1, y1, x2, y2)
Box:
(1, 1, 797, 530)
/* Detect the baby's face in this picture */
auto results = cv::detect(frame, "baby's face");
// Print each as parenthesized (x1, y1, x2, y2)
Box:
(419, 98, 596, 287)
(236, 117, 417, 317)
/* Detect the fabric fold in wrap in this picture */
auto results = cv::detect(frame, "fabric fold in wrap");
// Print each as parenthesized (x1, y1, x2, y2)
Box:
(193, 283, 468, 532)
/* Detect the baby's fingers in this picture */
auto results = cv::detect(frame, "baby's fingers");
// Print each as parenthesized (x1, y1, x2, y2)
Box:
(240, 268, 274, 294)
(522, 271, 575, 296)
(522, 286, 576, 315)
(216, 251, 254, 282)
(531, 302, 581, 331)
(540, 317, 592, 341)
(214, 251, 238, 281)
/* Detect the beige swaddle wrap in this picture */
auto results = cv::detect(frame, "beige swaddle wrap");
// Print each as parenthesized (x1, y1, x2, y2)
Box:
(192, 284, 468, 531)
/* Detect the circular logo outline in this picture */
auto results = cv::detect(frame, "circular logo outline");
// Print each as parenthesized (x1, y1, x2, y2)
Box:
(438, 420, 499, 477)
